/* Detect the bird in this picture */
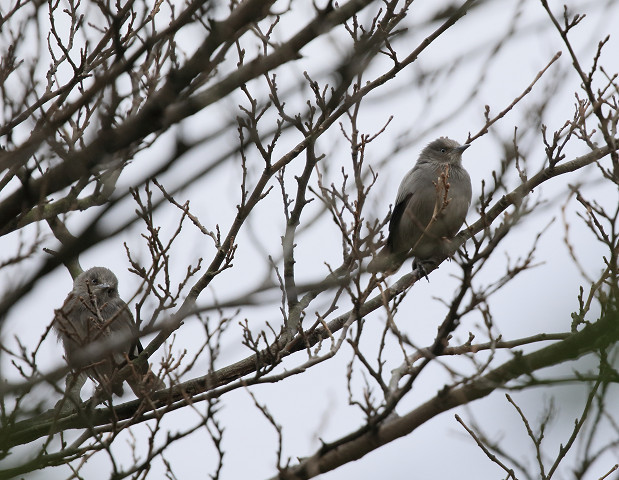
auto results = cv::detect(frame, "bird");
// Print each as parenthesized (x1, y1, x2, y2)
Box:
(53, 267, 164, 400)
(368, 137, 472, 274)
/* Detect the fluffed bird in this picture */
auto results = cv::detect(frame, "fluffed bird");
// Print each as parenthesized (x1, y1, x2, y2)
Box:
(53, 267, 164, 399)
(368, 137, 472, 274)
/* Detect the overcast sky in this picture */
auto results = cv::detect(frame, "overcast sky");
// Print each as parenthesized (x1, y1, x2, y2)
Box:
(3, 0, 619, 478)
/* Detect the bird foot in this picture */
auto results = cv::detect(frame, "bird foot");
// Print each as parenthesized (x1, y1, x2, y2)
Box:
(412, 259, 436, 281)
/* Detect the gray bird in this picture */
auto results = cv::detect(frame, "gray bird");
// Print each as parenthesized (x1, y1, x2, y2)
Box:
(53, 267, 163, 399)
(368, 137, 472, 274)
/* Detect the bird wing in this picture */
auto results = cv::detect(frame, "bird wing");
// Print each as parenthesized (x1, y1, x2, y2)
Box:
(132, 339, 144, 357)
(106, 302, 146, 375)
(389, 180, 438, 250)
(387, 193, 412, 250)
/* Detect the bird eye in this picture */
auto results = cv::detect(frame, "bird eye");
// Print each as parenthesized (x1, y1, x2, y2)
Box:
(91, 278, 99, 285)
(440, 148, 446, 153)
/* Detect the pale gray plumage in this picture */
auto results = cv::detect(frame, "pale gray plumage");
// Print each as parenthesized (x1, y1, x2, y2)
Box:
(368, 137, 472, 273)
(54, 267, 163, 397)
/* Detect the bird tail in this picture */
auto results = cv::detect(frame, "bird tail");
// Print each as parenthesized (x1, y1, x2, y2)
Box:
(367, 247, 405, 274)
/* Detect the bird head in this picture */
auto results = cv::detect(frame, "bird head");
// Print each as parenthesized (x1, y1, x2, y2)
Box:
(73, 267, 120, 301)
(419, 137, 470, 166)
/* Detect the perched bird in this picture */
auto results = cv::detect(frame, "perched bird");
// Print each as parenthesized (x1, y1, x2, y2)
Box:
(53, 267, 163, 399)
(368, 137, 472, 274)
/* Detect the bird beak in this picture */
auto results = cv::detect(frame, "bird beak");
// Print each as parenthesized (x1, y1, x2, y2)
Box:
(98, 283, 111, 289)
(456, 144, 470, 153)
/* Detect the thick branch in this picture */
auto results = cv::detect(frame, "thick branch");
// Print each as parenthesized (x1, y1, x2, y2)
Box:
(275, 305, 619, 479)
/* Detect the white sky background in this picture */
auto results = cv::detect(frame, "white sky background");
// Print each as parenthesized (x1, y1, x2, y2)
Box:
(2, 0, 619, 478)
